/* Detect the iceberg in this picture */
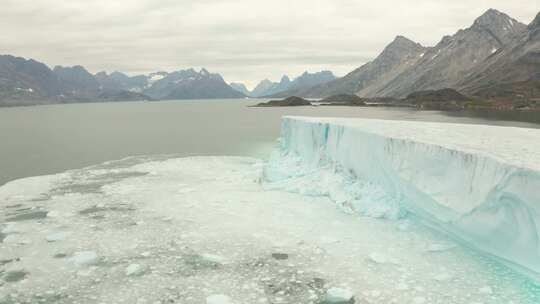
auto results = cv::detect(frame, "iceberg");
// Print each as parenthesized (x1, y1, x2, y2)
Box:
(263, 116, 540, 281)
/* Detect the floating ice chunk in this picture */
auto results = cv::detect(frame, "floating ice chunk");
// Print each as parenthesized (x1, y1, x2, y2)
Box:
(320, 236, 340, 244)
(426, 243, 456, 253)
(206, 294, 233, 304)
(395, 282, 409, 290)
(69, 251, 99, 266)
(125, 263, 144, 276)
(2, 223, 22, 234)
(177, 188, 195, 194)
(367, 252, 399, 265)
(46, 232, 69, 242)
(325, 287, 354, 303)
(368, 253, 387, 264)
(47, 210, 74, 218)
(201, 254, 227, 265)
(412, 296, 426, 303)
(397, 221, 410, 231)
(479, 286, 493, 294)
(3, 234, 31, 245)
(434, 272, 453, 282)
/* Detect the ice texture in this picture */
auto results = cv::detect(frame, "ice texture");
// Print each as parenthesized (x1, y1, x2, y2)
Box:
(1, 155, 539, 302)
(263, 116, 540, 281)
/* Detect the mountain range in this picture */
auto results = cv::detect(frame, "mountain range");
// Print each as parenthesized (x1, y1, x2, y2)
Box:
(0, 59, 244, 106)
(0, 8, 538, 107)
(291, 9, 540, 103)
(231, 71, 337, 97)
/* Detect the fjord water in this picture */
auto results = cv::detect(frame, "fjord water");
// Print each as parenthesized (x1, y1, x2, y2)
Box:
(1, 99, 540, 186)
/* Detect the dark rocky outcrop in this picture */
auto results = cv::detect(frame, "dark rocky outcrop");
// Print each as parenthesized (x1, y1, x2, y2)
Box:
(404, 88, 472, 110)
(96, 90, 151, 102)
(254, 96, 311, 107)
(471, 80, 540, 109)
(319, 94, 366, 106)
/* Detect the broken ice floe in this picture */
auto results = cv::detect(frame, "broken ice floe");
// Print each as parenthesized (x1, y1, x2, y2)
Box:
(0, 156, 538, 303)
(324, 287, 355, 303)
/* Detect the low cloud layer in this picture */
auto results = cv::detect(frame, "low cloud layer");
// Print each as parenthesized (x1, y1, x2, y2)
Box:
(1, 0, 537, 88)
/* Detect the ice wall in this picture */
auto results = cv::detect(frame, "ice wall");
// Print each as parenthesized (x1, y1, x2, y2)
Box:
(263, 116, 540, 281)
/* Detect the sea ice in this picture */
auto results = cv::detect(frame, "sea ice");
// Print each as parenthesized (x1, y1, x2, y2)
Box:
(0, 154, 539, 303)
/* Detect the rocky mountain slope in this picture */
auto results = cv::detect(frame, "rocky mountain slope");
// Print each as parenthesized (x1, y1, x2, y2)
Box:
(458, 11, 540, 95)
(374, 9, 527, 97)
(0, 55, 244, 105)
(250, 76, 291, 97)
(95, 71, 148, 92)
(250, 71, 336, 97)
(295, 9, 538, 103)
(296, 36, 426, 98)
(143, 68, 244, 100)
(229, 82, 250, 96)
(53, 65, 101, 99)
(0, 55, 61, 104)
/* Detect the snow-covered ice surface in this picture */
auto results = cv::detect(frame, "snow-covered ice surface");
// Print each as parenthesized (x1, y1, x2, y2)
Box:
(0, 157, 540, 304)
(264, 116, 540, 284)
(0, 152, 539, 303)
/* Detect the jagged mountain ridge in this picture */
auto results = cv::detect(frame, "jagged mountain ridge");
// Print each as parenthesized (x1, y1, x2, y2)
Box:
(229, 82, 250, 96)
(53, 65, 101, 98)
(288, 36, 426, 98)
(295, 9, 536, 99)
(0, 55, 61, 102)
(250, 71, 336, 97)
(457, 11, 540, 95)
(372, 9, 528, 97)
(0, 56, 245, 105)
(250, 76, 291, 97)
(143, 68, 244, 100)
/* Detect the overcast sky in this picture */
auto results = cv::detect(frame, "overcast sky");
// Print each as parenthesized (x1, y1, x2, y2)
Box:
(1, 0, 538, 88)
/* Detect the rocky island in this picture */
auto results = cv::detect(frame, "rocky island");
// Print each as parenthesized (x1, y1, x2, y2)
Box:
(253, 96, 312, 107)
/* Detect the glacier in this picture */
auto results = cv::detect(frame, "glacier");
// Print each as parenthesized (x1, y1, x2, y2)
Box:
(2, 119, 540, 302)
(263, 116, 540, 281)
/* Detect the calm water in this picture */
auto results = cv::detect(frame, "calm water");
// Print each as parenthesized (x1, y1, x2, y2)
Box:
(1, 99, 539, 186)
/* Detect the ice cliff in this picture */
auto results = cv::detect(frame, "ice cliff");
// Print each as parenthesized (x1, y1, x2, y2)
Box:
(263, 116, 540, 281)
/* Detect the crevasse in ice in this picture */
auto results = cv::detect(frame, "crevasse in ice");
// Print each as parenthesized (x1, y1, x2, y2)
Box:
(263, 116, 540, 281)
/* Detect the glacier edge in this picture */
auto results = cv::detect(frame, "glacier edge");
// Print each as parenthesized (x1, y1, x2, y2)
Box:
(263, 116, 540, 281)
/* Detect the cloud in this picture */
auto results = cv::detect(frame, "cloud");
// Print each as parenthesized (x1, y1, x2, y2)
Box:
(0, 0, 538, 88)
